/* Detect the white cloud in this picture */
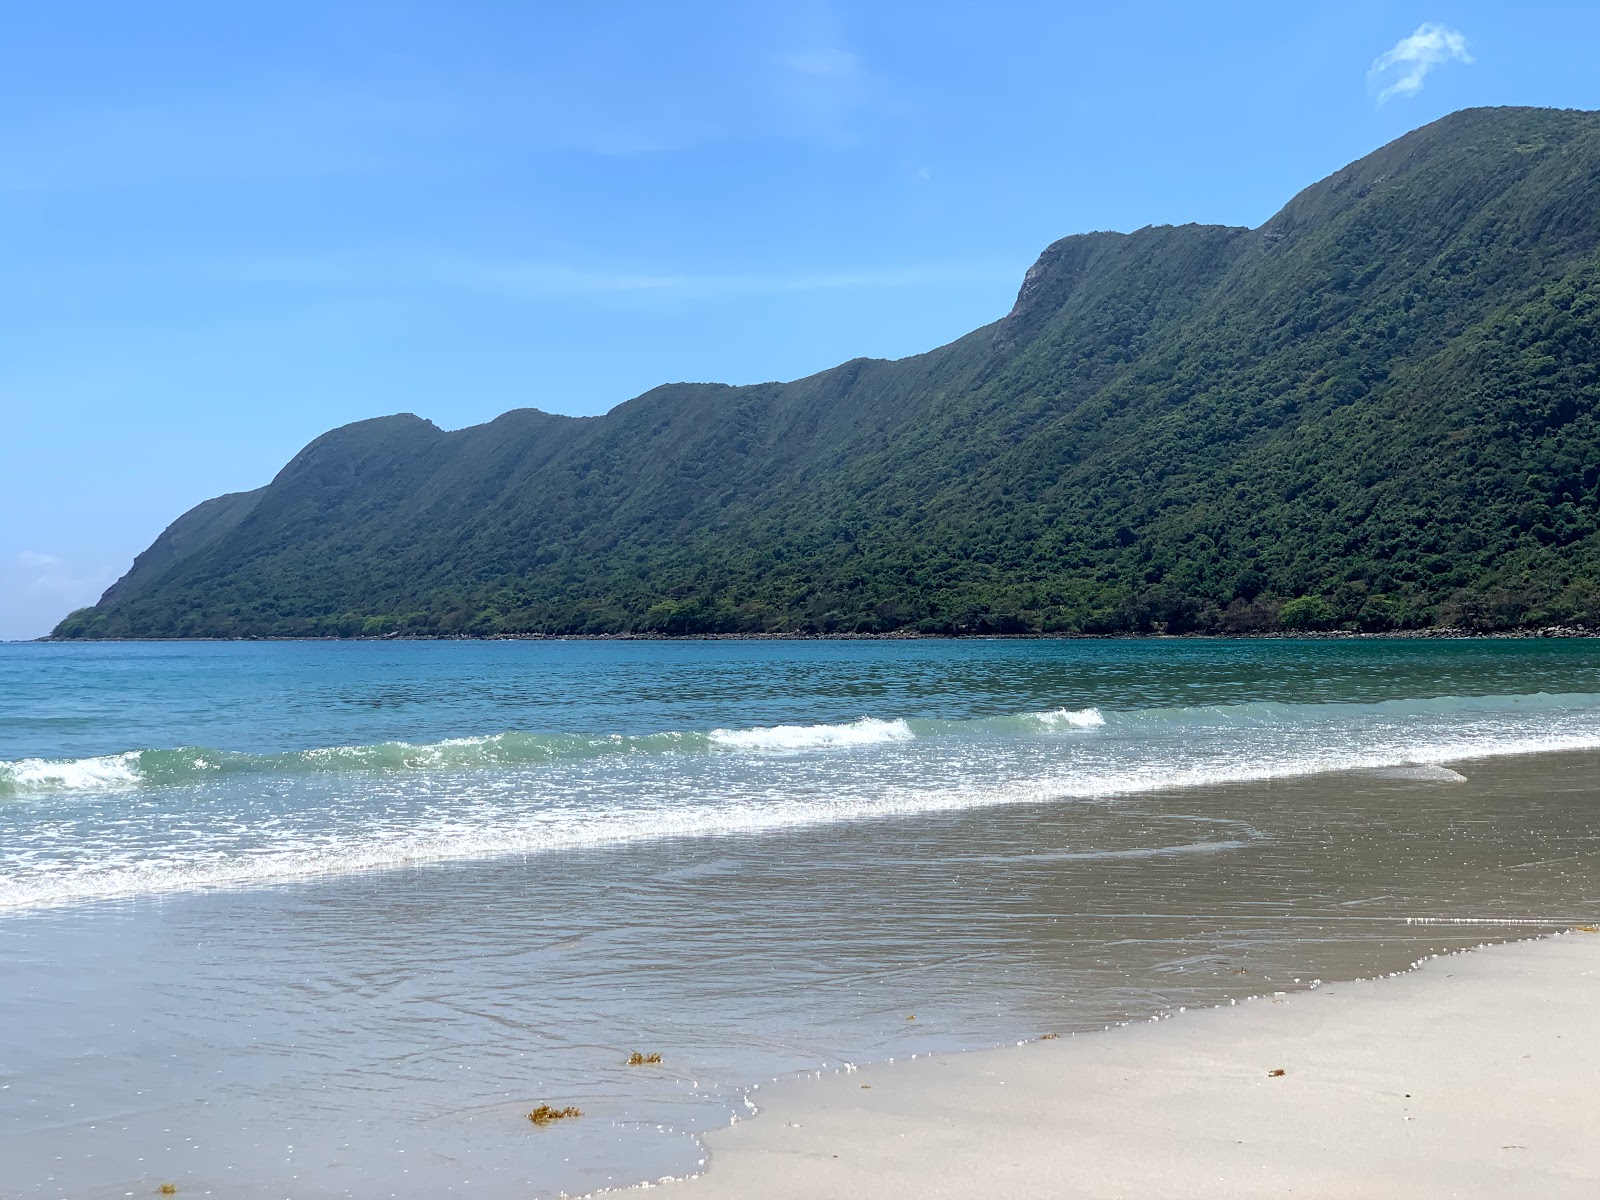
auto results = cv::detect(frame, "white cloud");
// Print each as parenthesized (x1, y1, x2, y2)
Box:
(1369, 23, 1474, 103)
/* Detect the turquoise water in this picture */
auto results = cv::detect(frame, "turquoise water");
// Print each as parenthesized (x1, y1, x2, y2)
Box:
(4, 638, 1600, 909)
(3, 638, 1600, 1196)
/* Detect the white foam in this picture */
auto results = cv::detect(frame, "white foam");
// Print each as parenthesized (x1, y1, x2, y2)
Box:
(708, 718, 915, 753)
(1, 752, 142, 792)
(12, 726, 1586, 912)
(8, 695, 1600, 910)
(1028, 707, 1107, 730)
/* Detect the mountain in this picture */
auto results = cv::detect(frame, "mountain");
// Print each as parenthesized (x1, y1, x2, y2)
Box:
(54, 106, 1600, 639)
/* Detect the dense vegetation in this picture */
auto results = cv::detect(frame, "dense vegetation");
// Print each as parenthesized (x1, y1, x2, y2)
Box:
(55, 107, 1600, 639)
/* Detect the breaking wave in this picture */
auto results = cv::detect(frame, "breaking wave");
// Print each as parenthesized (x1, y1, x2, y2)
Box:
(5, 689, 1600, 909)
(707, 717, 914, 752)
(3, 693, 1598, 800)
(0, 710, 1096, 796)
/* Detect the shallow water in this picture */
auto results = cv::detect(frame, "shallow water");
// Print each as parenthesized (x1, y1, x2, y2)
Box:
(2, 639, 1599, 1196)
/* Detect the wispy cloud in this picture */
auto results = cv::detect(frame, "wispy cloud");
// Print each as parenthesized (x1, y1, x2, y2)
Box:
(9, 249, 1016, 302)
(0, 28, 899, 193)
(14, 551, 116, 599)
(771, 44, 880, 144)
(400, 255, 1011, 299)
(782, 48, 860, 76)
(6, 550, 114, 620)
(0, 83, 460, 194)
(0, 551, 117, 638)
(1369, 23, 1474, 103)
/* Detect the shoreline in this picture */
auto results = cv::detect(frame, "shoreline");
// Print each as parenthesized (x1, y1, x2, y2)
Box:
(28, 625, 1600, 643)
(10, 748, 1600, 916)
(651, 931, 1600, 1199)
(6, 739, 1598, 1196)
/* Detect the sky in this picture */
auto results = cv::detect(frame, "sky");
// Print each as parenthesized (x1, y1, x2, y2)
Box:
(2, 1, 1597, 639)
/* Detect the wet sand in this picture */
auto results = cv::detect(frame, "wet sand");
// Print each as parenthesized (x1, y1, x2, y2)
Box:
(663, 930, 1600, 1198)
(6, 750, 1597, 1197)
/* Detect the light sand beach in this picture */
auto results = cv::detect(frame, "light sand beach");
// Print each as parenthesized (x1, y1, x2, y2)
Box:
(662, 931, 1600, 1199)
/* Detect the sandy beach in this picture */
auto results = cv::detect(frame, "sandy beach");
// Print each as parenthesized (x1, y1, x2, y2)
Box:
(662, 931, 1600, 1199)
(8, 641, 1600, 1196)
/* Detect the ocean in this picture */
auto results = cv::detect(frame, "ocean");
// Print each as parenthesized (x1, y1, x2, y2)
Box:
(3, 637, 1599, 1196)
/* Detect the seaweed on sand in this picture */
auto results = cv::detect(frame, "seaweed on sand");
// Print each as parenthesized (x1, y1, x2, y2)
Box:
(528, 1104, 583, 1126)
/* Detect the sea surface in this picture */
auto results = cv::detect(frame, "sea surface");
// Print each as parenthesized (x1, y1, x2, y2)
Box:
(2, 637, 1599, 1197)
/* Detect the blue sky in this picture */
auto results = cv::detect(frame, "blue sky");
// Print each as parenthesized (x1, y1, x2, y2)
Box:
(2, 1, 1597, 639)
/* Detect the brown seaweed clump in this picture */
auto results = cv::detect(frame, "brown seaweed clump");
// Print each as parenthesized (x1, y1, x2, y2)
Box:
(1039, 1033, 1060, 1041)
(1267, 1068, 1287, 1077)
(158, 1187, 178, 1196)
(627, 1052, 663, 1065)
(528, 1104, 583, 1126)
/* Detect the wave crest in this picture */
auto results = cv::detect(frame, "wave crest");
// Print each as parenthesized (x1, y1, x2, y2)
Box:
(2, 752, 144, 791)
(1026, 707, 1106, 730)
(0, 718, 924, 796)
(708, 717, 914, 752)
(7, 691, 1599, 799)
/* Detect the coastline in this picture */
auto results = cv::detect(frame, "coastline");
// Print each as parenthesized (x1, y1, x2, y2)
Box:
(655, 931, 1600, 1199)
(29, 626, 1600, 643)
(5, 667, 1599, 1196)
(8, 635, 1600, 1196)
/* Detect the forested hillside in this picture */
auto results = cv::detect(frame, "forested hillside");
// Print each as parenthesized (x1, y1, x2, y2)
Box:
(55, 106, 1600, 638)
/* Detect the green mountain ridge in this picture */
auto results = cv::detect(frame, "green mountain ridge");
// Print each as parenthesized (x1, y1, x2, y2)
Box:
(55, 105, 1600, 639)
